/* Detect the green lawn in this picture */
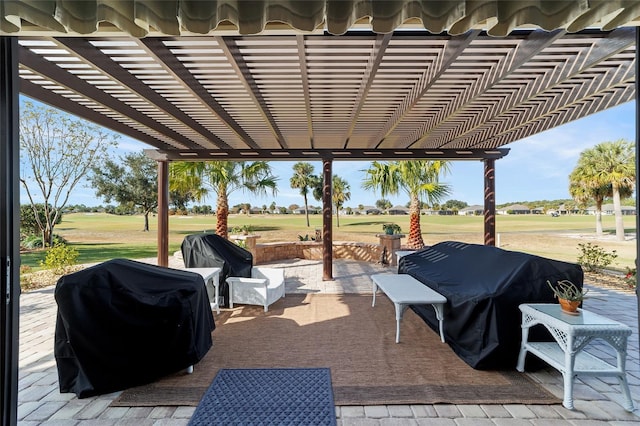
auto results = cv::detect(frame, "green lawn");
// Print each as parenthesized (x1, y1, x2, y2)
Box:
(20, 212, 637, 271)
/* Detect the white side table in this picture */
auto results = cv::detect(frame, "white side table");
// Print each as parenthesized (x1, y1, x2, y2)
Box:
(517, 303, 634, 411)
(183, 267, 221, 314)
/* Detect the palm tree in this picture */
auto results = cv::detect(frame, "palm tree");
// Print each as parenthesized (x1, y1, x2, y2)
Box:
(170, 161, 277, 238)
(571, 140, 635, 241)
(362, 160, 450, 249)
(289, 162, 318, 227)
(568, 172, 610, 236)
(332, 175, 351, 227)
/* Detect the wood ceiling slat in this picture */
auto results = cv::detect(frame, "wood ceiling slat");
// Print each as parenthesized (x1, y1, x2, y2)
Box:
(296, 35, 314, 148)
(448, 63, 635, 150)
(20, 77, 176, 150)
(145, 148, 509, 161)
(19, 42, 202, 150)
(16, 30, 636, 160)
(139, 38, 257, 149)
(342, 33, 392, 148)
(418, 29, 635, 149)
(215, 36, 287, 149)
(406, 29, 567, 148)
(56, 37, 230, 151)
(374, 30, 480, 149)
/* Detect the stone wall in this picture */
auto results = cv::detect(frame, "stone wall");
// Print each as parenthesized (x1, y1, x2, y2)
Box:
(254, 241, 381, 264)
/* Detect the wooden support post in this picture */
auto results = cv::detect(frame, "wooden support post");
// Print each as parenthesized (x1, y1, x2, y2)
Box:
(484, 159, 496, 246)
(157, 160, 169, 267)
(322, 158, 333, 280)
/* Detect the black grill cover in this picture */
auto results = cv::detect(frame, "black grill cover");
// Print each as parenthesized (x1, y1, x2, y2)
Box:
(398, 241, 583, 370)
(54, 258, 214, 398)
(181, 233, 253, 307)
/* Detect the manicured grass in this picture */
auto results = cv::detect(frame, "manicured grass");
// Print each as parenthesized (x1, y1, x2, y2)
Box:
(20, 212, 637, 271)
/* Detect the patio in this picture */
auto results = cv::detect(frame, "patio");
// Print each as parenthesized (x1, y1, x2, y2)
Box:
(17, 257, 640, 424)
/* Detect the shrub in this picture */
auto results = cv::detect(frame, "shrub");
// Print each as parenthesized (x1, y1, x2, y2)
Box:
(577, 242, 617, 272)
(21, 235, 44, 250)
(624, 266, 637, 288)
(41, 243, 79, 274)
(20, 204, 62, 235)
(21, 234, 67, 250)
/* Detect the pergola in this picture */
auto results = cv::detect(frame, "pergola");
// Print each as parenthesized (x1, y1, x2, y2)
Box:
(2, 1, 640, 425)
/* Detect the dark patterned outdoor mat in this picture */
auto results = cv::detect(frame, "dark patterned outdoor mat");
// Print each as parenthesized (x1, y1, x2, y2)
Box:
(188, 368, 336, 425)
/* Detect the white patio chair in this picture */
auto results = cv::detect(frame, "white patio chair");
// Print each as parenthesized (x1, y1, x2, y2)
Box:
(226, 267, 285, 312)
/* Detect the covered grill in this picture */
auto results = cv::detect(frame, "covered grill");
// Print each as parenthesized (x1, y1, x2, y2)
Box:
(398, 241, 583, 369)
(54, 258, 214, 398)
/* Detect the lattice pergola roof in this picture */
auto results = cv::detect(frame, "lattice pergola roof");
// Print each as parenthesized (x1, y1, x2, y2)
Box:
(17, 27, 636, 161)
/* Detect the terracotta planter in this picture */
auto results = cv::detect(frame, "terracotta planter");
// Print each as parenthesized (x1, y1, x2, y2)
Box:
(559, 298, 580, 313)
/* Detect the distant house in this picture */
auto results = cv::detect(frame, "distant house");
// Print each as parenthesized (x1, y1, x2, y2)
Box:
(421, 208, 456, 215)
(358, 206, 381, 215)
(459, 205, 483, 216)
(557, 204, 580, 215)
(586, 204, 636, 215)
(497, 204, 530, 215)
(531, 207, 545, 215)
(292, 207, 320, 215)
(387, 205, 409, 215)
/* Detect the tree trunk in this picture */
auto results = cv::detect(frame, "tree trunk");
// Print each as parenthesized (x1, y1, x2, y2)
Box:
(143, 212, 150, 232)
(44, 215, 53, 247)
(406, 193, 424, 249)
(304, 194, 310, 227)
(612, 184, 625, 241)
(595, 200, 603, 236)
(216, 186, 229, 239)
(336, 206, 340, 227)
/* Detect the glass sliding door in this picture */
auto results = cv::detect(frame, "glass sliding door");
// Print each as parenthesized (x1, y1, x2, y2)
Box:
(0, 36, 20, 426)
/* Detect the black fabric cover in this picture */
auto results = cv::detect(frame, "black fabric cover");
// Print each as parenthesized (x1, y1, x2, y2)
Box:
(398, 241, 583, 370)
(54, 258, 214, 398)
(181, 233, 253, 307)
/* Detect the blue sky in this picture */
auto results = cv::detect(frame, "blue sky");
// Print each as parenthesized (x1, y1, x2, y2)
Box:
(22, 99, 636, 209)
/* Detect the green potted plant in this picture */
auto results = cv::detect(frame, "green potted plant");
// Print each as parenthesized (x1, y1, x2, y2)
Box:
(382, 223, 401, 235)
(232, 224, 252, 235)
(547, 279, 588, 313)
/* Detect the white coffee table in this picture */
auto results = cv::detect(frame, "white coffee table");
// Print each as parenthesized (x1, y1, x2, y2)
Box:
(183, 267, 221, 314)
(370, 273, 447, 343)
(517, 303, 634, 411)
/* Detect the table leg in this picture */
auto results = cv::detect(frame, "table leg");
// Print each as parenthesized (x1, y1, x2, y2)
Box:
(562, 340, 577, 410)
(561, 371, 575, 410)
(516, 325, 530, 372)
(372, 282, 377, 307)
(431, 303, 445, 343)
(228, 281, 234, 308)
(613, 338, 635, 412)
(394, 303, 408, 343)
(617, 374, 635, 412)
(213, 277, 220, 314)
